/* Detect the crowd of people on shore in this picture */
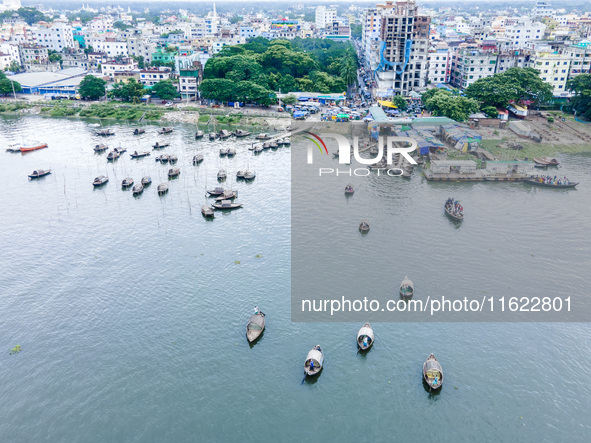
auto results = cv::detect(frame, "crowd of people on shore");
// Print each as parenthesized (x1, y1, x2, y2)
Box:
(445, 198, 463, 216)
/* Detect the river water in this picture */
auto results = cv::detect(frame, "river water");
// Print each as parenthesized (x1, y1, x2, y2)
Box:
(1, 115, 590, 442)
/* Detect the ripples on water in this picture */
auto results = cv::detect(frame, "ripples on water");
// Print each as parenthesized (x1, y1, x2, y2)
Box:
(1, 116, 591, 441)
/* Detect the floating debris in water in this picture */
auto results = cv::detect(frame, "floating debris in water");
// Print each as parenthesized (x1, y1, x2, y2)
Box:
(255, 254, 263, 258)
(10, 345, 21, 355)
(454, 386, 458, 390)
(235, 260, 240, 264)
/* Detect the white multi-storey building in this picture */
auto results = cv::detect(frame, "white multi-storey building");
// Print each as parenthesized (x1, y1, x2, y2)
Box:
(504, 18, 546, 50)
(101, 58, 138, 79)
(565, 42, 591, 78)
(527, 50, 571, 95)
(34, 22, 75, 51)
(450, 48, 498, 89)
(427, 48, 450, 84)
(94, 40, 129, 58)
(139, 67, 172, 86)
(315, 6, 337, 30)
(0, 42, 21, 66)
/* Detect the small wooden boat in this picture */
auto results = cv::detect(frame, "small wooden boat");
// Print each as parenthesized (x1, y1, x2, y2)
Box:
(201, 204, 214, 217)
(132, 184, 144, 195)
(168, 168, 181, 178)
(5, 144, 21, 152)
(533, 157, 559, 166)
(114, 147, 127, 154)
(215, 190, 238, 201)
(158, 127, 173, 134)
(359, 220, 370, 232)
(219, 129, 232, 139)
(193, 154, 204, 165)
(20, 143, 49, 152)
(212, 200, 242, 210)
(93, 175, 108, 187)
(524, 177, 578, 189)
(234, 129, 251, 138)
(130, 151, 150, 159)
(244, 171, 256, 181)
(121, 178, 134, 188)
(254, 145, 264, 153)
(94, 144, 108, 153)
(227, 148, 236, 157)
(106, 150, 120, 161)
(445, 199, 463, 221)
(219, 148, 228, 156)
(345, 184, 354, 195)
(153, 142, 169, 149)
(169, 155, 178, 164)
(156, 154, 169, 163)
(28, 169, 51, 179)
(423, 353, 443, 390)
(400, 276, 414, 298)
(236, 170, 246, 179)
(262, 142, 271, 150)
(207, 186, 225, 196)
(157, 183, 168, 195)
(217, 169, 227, 181)
(278, 137, 290, 145)
(195, 130, 204, 139)
(246, 307, 265, 342)
(96, 129, 115, 136)
(304, 345, 324, 376)
(269, 141, 278, 150)
(534, 163, 548, 169)
(256, 133, 271, 140)
(208, 132, 217, 141)
(357, 323, 374, 351)
(133, 128, 145, 135)
(141, 176, 152, 186)
(248, 144, 258, 151)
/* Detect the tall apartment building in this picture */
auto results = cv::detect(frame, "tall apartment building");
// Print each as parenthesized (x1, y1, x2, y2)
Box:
(315, 6, 337, 30)
(373, 1, 431, 96)
(565, 41, 591, 77)
(450, 48, 498, 89)
(34, 22, 75, 51)
(527, 50, 571, 95)
(361, 7, 382, 69)
(427, 48, 450, 84)
(504, 18, 546, 49)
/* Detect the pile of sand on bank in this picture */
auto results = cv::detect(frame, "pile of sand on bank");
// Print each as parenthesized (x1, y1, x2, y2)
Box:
(162, 111, 200, 124)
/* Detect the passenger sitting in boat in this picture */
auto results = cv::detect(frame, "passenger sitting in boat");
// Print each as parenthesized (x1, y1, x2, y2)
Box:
(433, 376, 438, 385)
(309, 360, 314, 371)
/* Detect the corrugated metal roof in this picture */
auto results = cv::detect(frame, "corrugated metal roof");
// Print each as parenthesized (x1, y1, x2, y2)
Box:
(8, 68, 88, 88)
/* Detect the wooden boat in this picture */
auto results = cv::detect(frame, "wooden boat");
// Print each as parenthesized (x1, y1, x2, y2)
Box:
(114, 147, 127, 154)
(423, 353, 443, 390)
(304, 345, 324, 376)
(256, 133, 271, 140)
(158, 127, 173, 134)
(219, 148, 228, 156)
(28, 169, 51, 179)
(121, 177, 134, 188)
(141, 176, 152, 186)
(96, 129, 115, 136)
(156, 154, 169, 163)
(400, 276, 414, 298)
(278, 137, 290, 145)
(201, 205, 214, 217)
(357, 323, 374, 351)
(193, 154, 204, 165)
(153, 142, 169, 149)
(246, 307, 265, 342)
(217, 169, 227, 181)
(445, 200, 463, 222)
(132, 184, 144, 195)
(219, 130, 232, 139)
(106, 150, 120, 161)
(236, 170, 246, 179)
(244, 171, 256, 181)
(212, 200, 242, 210)
(533, 157, 559, 166)
(195, 130, 204, 139)
(93, 144, 108, 153)
(227, 148, 236, 157)
(6, 144, 21, 152)
(208, 132, 217, 141)
(234, 129, 251, 137)
(215, 190, 238, 201)
(262, 142, 271, 150)
(20, 143, 49, 152)
(168, 168, 181, 179)
(157, 183, 168, 195)
(130, 151, 150, 159)
(93, 176, 108, 187)
(524, 177, 578, 189)
(269, 141, 278, 150)
(254, 145, 264, 153)
(359, 220, 370, 232)
(345, 184, 354, 195)
(169, 155, 178, 164)
(207, 186, 225, 196)
(133, 128, 145, 135)
(534, 163, 548, 169)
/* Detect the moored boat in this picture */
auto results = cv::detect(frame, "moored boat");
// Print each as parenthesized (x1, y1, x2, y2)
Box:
(256, 133, 271, 140)
(524, 176, 578, 189)
(357, 323, 374, 351)
(219, 129, 232, 139)
(215, 190, 238, 201)
(269, 141, 278, 149)
(156, 154, 170, 163)
(93, 175, 108, 187)
(445, 198, 463, 222)
(400, 276, 414, 298)
(217, 169, 227, 181)
(345, 184, 354, 195)
(227, 148, 236, 157)
(208, 132, 217, 141)
(244, 171, 256, 181)
(130, 151, 150, 159)
(246, 306, 265, 342)
(96, 129, 115, 136)
(20, 142, 49, 152)
(236, 170, 246, 179)
(304, 345, 324, 376)
(262, 142, 271, 150)
(219, 147, 228, 156)
(533, 157, 559, 166)
(157, 183, 168, 195)
(153, 142, 169, 149)
(28, 169, 51, 179)
(423, 353, 443, 390)
(106, 150, 120, 161)
(234, 129, 251, 137)
(132, 184, 144, 195)
(359, 220, 370, 232)
(207, 186, 225, 196)
(121, 177, 134, 188)
(133, 128, 145, 135)
(168, 168, 181, 179)
(193, 154, 204, 165)
(195, 130, 204, 139)
(201, 205, 214, 217)
(94, 144, 108, 153)
(254, 145, 264, 153)
(158, 127, 173, 134)
(212, 199, 242, 210)
(141, 176, 152, 186)
(169, 155, 178, 164)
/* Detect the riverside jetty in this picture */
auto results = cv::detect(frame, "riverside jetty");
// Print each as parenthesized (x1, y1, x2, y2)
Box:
(423, 160, 533, 182)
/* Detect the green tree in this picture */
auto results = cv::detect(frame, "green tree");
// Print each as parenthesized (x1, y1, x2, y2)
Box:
(351, 24, 362, 39)
(567, 73, 591, 120)
(199, 78, 236, 102)
(230, 15, 243, 24)
(465, 67, 553, 107)
(109, 78, 145, 102)
(131, 55, 145, 69)
(0, 71, 21, 95)
(151, 80, 178, 100)
(7, 61, 21, 72)
(424, 89, 479, 122)
(78, 75, 106, 100)
(339, 53, 357, 89)
(481, 105, 499, 118)
(113, 21, 132, 30)
(281, 94, 297, 105)
(48, 50, 62, 64)
(84, 45, 94, 54)
(15, 7, 50, 25)
(392, 95, 408, 111)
